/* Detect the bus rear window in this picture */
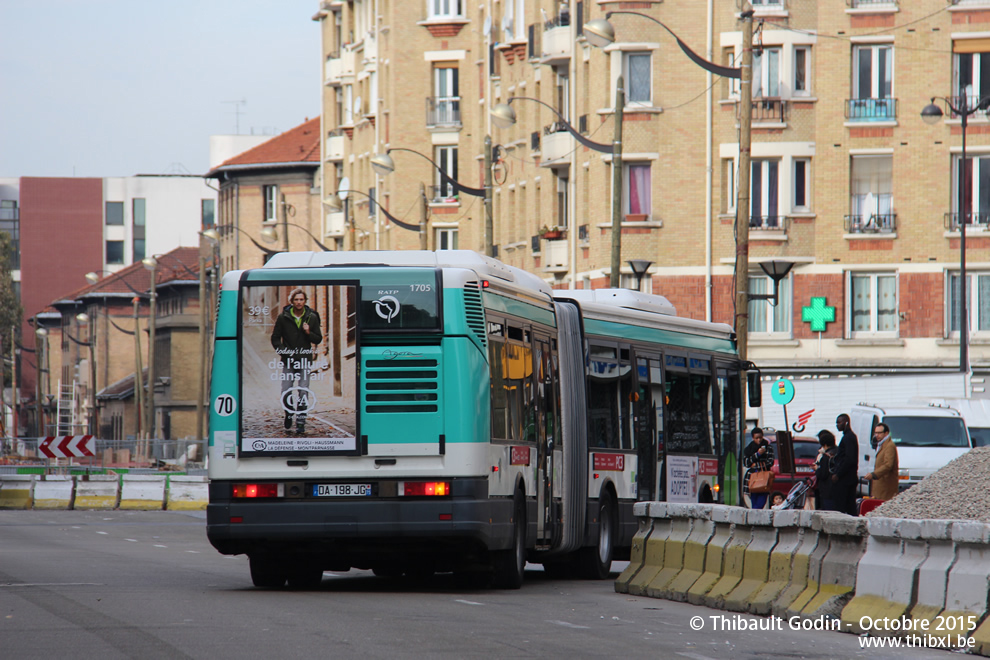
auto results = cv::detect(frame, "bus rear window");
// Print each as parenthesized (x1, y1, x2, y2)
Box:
(359, 274, 440, 331)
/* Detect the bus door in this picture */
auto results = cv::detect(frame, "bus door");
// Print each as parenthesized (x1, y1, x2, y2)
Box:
(534, 333, 559, 548)
(634, 352, 662, 501)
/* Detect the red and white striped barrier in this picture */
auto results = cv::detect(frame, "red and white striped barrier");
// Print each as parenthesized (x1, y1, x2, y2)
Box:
(38, 435, 95, 459)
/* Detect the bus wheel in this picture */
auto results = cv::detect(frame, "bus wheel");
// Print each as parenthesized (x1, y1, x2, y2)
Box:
(249, 554, 287, 589)
(493, 491, 526, 589)
(580, 491, 615, 580)
(286, 560, 324, 590)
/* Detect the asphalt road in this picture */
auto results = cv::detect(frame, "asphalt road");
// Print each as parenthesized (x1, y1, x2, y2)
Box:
(0, 510, 957, 659)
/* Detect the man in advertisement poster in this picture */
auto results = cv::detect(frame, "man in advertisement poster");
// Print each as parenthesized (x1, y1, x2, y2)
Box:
(270, 288, 323, 434)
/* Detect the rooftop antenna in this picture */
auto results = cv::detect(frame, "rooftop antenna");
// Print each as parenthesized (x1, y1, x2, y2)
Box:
(223, 99, 247, 134)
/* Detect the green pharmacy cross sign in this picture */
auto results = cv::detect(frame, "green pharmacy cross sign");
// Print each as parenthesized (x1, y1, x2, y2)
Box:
(802, 297, 835, 332)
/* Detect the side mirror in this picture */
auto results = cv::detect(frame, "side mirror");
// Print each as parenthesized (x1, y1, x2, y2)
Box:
(747, 371, 762, 408)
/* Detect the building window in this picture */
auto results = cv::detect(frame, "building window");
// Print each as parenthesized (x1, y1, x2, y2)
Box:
(726, 158, 737, 212)
(794, 158, 809, 210)
(794, 47, 810, 95)
(624, 52, 652, 105)
(748, 274, 791, 335)
(133, 239, 146, 261)
(428, 0, 463, 19)
(754, 47, 781, 98)
(954, 154, 990, 228)
(851, 44, 894, 119)
(368, 188, 377, 218)
(436, 227, 458, 250)
(556, 171, 570, 228)
(949, 272, 990, 336)
(434, 146, 458, 201)
(954, 41, 990, 109)
(622, 164, 650, 220)
(106, 240, 125, 265)
(201, 199, 215, 228)
(0, 200, 20, 271)
(851, 155, 893, 230)
(106, 201, 124, 226)
(750, 159, 780, 229)
(850, 272, 898, 337)
(430, 65, 460, 126)
(263, 185, 278, 223)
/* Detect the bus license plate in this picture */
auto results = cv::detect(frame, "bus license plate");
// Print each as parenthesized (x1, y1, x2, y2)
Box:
(313, 484, 371, 497)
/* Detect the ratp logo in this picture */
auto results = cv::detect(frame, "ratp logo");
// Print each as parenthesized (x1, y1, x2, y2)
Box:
(374, 295, 400, 322)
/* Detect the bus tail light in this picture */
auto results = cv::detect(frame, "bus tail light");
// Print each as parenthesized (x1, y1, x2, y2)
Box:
(400, 481, 450, 496)
(232, 483, 283, 498)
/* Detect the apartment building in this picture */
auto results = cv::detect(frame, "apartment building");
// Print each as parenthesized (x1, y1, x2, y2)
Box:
(312, 0, 988, 381)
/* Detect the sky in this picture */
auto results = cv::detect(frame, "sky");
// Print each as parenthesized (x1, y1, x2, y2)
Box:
(0, 0, 320, 178)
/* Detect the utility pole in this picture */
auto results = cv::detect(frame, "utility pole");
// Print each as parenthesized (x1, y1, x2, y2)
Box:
(196, 257, 207, 445)
(733, 11, 755, 368)
(484, 136, 494, 257)
(609, 76, 624, 288)
(419, 183, 429, 250)
(133, 297, 144, 439)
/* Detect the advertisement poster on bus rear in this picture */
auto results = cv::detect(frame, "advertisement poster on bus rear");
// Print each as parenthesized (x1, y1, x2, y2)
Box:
(239, 282, 359, 455)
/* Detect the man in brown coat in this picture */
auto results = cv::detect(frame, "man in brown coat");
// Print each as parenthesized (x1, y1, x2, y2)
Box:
(865, 422, 899, 501)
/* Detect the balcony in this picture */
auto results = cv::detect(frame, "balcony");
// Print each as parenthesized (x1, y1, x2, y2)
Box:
(426, 96, 461, 129)
(542, 237, 568, 271)
(749, 215, 788, 232)
(750, 98, 787, 123)
(845, 97, 898, 121)
(541, 14, 572, 66)
(845, 213, 897, 233)
(326, 129, 345, 161)
(540, 122, 574, 167)
(945, 212, 990, 231)
(428, 185, 460, 204)
(325, 48, 356, 86)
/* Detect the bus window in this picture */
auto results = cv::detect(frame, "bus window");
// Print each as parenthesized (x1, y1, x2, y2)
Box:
(664, 372, 713, 455)
(587, 344, 633, 450)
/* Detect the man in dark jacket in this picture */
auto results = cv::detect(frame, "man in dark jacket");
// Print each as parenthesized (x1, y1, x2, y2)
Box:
(270, 288, 323, 433)
(831, 413, 860, 515)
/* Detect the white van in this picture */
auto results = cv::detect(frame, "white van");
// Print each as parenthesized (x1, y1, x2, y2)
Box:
(850, 403, 972, 493)
(912, 398, 990, 448)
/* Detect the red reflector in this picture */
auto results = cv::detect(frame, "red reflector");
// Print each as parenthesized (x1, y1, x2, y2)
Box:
(232, 483, 279, 498)
(402, 481, 450, 496)
(481, 280, 490, 288)
(439, 513, 453, 520)
(491, 465, 499, 472)
(230, 516, 243, 523)
(593, 473, 600, 480)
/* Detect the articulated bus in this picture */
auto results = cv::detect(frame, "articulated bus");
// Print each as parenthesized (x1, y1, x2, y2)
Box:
(206, 251, 743, 588)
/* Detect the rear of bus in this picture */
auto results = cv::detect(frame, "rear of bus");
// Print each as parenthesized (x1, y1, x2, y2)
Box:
(205, 252, 514, 586)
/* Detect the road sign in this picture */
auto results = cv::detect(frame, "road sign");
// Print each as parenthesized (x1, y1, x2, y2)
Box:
(771, 379, 795, 406)
(38, 435, 96, 459)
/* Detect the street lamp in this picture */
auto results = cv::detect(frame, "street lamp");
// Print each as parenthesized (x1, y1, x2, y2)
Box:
(371, 144, 496, 257)
(627, 259, 653, 292)
(490, 95, 621, 285)
(34, 326, 48, 436)
(921, 96, 987, 373)
(74, 313, 97, 436)
(750, 260, 794, 307)
(201, 225, 281, 269)
(325, 189, 424, 249)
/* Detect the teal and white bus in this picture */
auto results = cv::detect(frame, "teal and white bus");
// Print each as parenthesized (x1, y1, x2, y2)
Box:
(206, 251, 743, 588)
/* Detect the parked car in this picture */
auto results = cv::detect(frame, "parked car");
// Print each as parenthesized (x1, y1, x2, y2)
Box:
(769, 436, 820, 497)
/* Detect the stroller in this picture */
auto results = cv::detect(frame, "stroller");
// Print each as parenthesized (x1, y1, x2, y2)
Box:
(775, 476, 814, 510)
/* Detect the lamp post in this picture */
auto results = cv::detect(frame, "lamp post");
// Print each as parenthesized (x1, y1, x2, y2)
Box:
(325, 190, 423, 249)
(627, 259, 653, 292)
(34, 326, 48, 436)
(262, 221, 333, 252)
(74, 313, 97, 436)
(371, 145, 496, 257)
(142, 257, 157, 441)
(922, 96, 986, 373)
(490, 95, 620, 284)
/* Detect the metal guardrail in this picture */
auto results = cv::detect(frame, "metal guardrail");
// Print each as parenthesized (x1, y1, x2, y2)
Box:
(845, 97, 898, 120)
(845, 213, 897, 233)
(945, 211, 990, 230)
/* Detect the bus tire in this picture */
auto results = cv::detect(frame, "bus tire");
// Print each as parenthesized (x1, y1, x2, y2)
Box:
(249, 554, 287, 589)
(580, 491, 615, 580)
(493, 491, 526, 589)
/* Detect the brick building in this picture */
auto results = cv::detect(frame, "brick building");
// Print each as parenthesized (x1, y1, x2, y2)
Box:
(309, 0, 990, 384)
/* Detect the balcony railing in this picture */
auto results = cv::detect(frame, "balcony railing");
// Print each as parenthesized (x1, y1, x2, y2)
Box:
(750, 98, 787, 122)
(428, 185, 460, 203)
(945, 212, 990, 230)
(426, 96, 461, 128)
(845, 213, 897, 233)
(749, 215, 788, 231)
(845, 97, 898, 121)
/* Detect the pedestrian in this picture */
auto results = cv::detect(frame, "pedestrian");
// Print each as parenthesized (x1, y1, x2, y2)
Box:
(832, 413, 860, 515)
(770, 492, 785, 509)
(270, 288, 323, 434)
(865, 422, 899, 501)
(743, 427, 775, 510)
(814, 429, 839, 511)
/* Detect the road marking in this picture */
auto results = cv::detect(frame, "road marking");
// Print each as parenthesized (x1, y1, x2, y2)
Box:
(186, 550, 200, 554)
(548, 620, 590, 629)
(96, 531, 108, 535)
(154, 544, 167, 548)
(125, 538, 138, 542)
(454, 599, 483, 606)
(0, 583, 101, 588)
(677, 653, 719, 660)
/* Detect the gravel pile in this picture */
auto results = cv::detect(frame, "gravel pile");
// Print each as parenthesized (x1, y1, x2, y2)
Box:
(867, 446, 990, 523)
